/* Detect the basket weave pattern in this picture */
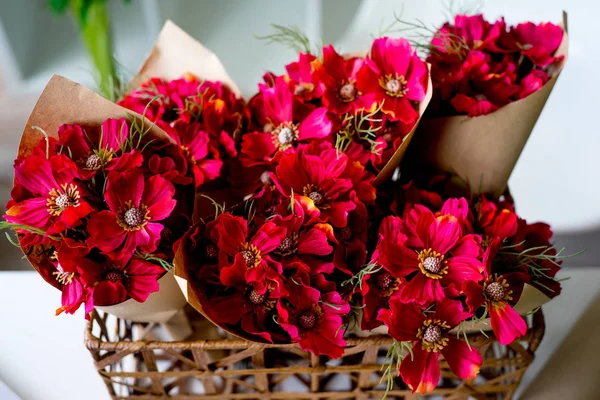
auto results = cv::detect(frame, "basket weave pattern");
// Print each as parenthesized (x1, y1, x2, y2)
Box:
(85, 309, 545, 400)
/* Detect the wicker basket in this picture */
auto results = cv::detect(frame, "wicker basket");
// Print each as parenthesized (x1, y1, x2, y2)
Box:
(85, 307, 545, 400)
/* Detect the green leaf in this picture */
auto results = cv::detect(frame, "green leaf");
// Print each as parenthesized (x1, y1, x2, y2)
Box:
(48, 0, 70, 14)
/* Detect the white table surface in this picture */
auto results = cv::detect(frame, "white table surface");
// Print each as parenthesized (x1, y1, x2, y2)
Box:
(0, 268, 599, 400)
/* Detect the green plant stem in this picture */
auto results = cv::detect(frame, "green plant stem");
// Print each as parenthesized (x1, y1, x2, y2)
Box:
(70, 0, 116, 99)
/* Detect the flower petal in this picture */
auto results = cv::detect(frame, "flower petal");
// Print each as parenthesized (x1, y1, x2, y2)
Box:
(400, 344, 441, 395)
(489, 301, 527, 345)
(441, 338, 482, 380)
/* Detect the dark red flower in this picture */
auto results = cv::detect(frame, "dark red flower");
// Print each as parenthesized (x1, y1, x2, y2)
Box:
(87, 170, 177, 260)
(475, 196, 518, 241)
(58, 118, 132, 176)
(356, 37, 427, 123)
(278, 282, 350, 358)
(79, 256, 164, 306)
(214, 213, 287, 293)
(378, 298, 482, 394)
(463, 239, 527, 345)
(271, 148, 356, 228)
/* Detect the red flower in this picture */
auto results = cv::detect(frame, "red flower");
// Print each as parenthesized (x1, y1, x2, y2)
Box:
(517, 70, 549, 99)
(159, 121, 223, 187)
(5, 155, 93, 235)
(463, 240, 527, 345)
(271, 148, 356, 228)
(432, 15, 506, 54)
(271, 212, 335, 273)
(476, 196, 518, 240)
(87, 170, 177, 260)
(356, 37, 427, 123)
(379, 199, 483, 305)
(58, 118, 132, 176)
(378, 298, 482, 394)
(278, 282, 350, 358)
(214, 213, 287, 293)
(53, 240, 94, 317)
(79, 256, 164, 306)
(204, 264, 288, 343)
(241, 78, 333, 166)
(511, 22, 563, 67)
(360, 216, 405, 330)
(508, 219, 562, 297)
(285, 52, 325, 101)
(317, 45, 375, 115)
(119, 76, 199, 123)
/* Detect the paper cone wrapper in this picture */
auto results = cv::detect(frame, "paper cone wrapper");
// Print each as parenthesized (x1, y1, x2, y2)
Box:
(406, 13, 568, 197)
(133, 20, 241, 97)
(15, 75, 191, 323)
(97, 273, 187, 324)
(352, 283, 552, 337)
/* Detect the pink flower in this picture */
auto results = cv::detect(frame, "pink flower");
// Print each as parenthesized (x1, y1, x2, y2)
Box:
(86, 170, 177, 260)
(317, 45, 375, 115)
(241, 77, 333, 166)
(285, 52, 325, 101)
(378, 298, 482, 394)
(278, 282, 350, 358)
(517, 70, 549, 99)
(158, 121, 223, 187)
(5, 155, 93, 235)
(356, 37, 428, 123)
(511, 22, 563, 67)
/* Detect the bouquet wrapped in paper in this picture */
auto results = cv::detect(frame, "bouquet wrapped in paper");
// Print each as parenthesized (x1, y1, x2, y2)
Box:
(2, 76, 194, 323)
(406, 12, 568, 196)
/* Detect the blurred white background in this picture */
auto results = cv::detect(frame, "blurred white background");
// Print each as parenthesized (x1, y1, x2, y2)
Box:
(0, 0, 595, 265)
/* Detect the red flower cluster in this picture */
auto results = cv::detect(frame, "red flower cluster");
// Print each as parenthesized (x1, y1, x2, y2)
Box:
(358, 180, 564, 393)
(4, 118, 193, 317)
(427, 14, 564, 117)
(118, 74, 247, 187)
(241, 37, 428, 173)
(185, 140, 379, 357)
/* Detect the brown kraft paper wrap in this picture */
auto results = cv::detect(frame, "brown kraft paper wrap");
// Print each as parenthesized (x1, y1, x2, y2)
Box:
(406, 13, 568, 197)
(353, 283, 551, 337)
(17, 75, 188, 327)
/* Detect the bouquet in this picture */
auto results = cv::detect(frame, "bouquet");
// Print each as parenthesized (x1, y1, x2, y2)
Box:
(2, 76, 194, 322)
(1, 15, 578, 397)
(173, 28, 432, 357)
(406, 12, 568, 196)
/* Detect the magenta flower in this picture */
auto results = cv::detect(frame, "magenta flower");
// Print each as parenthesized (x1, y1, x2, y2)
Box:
(87, 170, 177, 260)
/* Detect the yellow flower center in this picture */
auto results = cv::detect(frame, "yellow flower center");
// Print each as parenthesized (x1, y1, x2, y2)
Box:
(47, 183, 81, 216)
(272, 122, 299, 151)
(417, 249, 448, 279)
(379, 74, 409, 97)
(417, 319, 450, 352)
(239, 243, 262, 268)
(117, 200, 150, 231)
